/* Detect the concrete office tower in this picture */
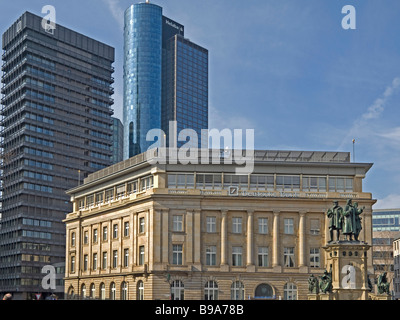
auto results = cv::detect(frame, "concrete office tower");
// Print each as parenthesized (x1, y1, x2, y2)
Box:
(111, 117, 124, 164)
(0, 12, 114, 299)
(123, 2, 208, 159)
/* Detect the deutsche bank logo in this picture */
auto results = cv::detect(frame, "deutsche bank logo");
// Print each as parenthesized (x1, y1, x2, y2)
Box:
(228, 186, 239, 197)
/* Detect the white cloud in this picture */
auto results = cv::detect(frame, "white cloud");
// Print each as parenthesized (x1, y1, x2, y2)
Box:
(338, 77, 400, 150)
(377, 127, 400, 144)
(374, 194, 400, 210)
(103, 0, 124, 31)
(362, 77, 400, 121)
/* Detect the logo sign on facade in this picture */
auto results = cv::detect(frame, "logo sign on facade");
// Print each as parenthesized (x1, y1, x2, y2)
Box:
(228, 186, 239, 197)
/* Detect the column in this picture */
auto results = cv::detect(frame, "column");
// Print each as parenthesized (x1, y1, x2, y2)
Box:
(246, 210, 254, 266)
(130, 211, 135, 272)
(186, 210, 194, 264)
(193, 209, 201, 268)
(272, 211, 280, 267)
(148, 209, 153, 270)
(220, 210, 228, 266)
(298, 211, 307, 268)
(133, 213, 138, 266)
(161, 209, 169, 264)
(153, 209, 162, 265)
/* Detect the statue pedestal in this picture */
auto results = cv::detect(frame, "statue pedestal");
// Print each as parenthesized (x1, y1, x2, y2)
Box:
(369, 293, 391, 301)
(323, 241, 371, 300)
(318, 292, 334, 300)
(307, 293, 319, 301)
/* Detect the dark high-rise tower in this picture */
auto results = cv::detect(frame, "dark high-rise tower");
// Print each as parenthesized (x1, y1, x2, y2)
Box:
(123, 2, 208, 159)
(0, 12, 114, 299)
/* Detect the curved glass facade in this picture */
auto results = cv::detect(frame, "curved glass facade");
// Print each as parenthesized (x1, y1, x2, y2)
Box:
(123, 3, 162, 158)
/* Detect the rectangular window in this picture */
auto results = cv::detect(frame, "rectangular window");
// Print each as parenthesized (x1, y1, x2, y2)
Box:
(140, 176, 153, 191)
(172, 244, 183, 265)
(93, 229, 98, 243)
(139, 217, 145, 233)
(83, 255, 88, 271)
(284, 247, 295, 267)
(127, 180, 138, 194)
(206, 246, 217, 266)
(329, 177, 353, 192)
(223, 175, 248, 190)
(302, 176, 327, 192)
(78, 199, 85, 210)
(116, 184, 125, 199)
(310, 219, 320, 235)
(71, 232, 76, 247)
(232, 247, 242, 266)
(249, 175, 274, 191)
(258, 247, 269, 267)
(112, 250, 118, 268)
(173, 215, 183, 232)
(102, 226, 108, 241)
(83, 231, 88, 244)
(102, 252, 107, 269)
(93, 253, 98, 270)
(276, 175, 300, 191)
(124, 222, 130, 237)
(284, 218, 294, 234)
(310, 248, 320, 268)
(95, 192, 103, 205)
(232, 217, 242, 233)
(139, 246, 145, 265)
(113, 224, 118, 239)
(124, 249, 129, 267)
(105, 188, 114, 202)
(86, 195, 94, 208)
(196, 174, 222, 190)
(70, 256, 75, 273)
(206, 217, 216, 233)
(258, 218, 268, 234)
(168, 174, 195, 189)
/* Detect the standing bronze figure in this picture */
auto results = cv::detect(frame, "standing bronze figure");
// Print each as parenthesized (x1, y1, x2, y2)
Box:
(327, 201, 343, 242)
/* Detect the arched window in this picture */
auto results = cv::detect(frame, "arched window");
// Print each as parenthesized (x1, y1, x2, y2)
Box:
(284, 283, 297, 300)
(255, 283, 273, 299)
(67, 286, 75, 300)
(100, 283, 106, 300)
(121, 281, 128, 300)
(90, 283, 96, 299)
(110, 282, 116, 300)
(204, 281, 218, 300)
(137, 280, 144, 300)
(81, 284, 86, 299)
(171, 280, 184, 300)
(231, 281, 244, 300)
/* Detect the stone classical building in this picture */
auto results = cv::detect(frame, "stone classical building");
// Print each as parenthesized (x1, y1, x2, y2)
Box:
(393, 234, 400, 299)
(63, 149, 375, 300)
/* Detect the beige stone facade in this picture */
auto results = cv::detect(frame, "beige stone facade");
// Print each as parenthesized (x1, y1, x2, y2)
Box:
(63, 150, 375, 300)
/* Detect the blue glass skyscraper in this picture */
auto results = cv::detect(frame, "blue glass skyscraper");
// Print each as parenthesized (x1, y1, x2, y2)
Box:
(124, 2, 208, 159)
(124, 3, 162, 158)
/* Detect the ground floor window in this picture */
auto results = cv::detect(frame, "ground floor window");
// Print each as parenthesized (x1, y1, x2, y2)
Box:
(171, 280, 184, 300)
(231, 281, 244, 300)
(284, 283, 297, 300)
(204, 281, 218, 300)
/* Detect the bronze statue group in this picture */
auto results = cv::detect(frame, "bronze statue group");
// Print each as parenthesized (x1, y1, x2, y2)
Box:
(327, 199, 364, 243)
(307, 199, 391, 296)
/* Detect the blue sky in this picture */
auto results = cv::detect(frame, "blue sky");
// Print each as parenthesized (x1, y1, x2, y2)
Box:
(1, 0, 400, 209)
